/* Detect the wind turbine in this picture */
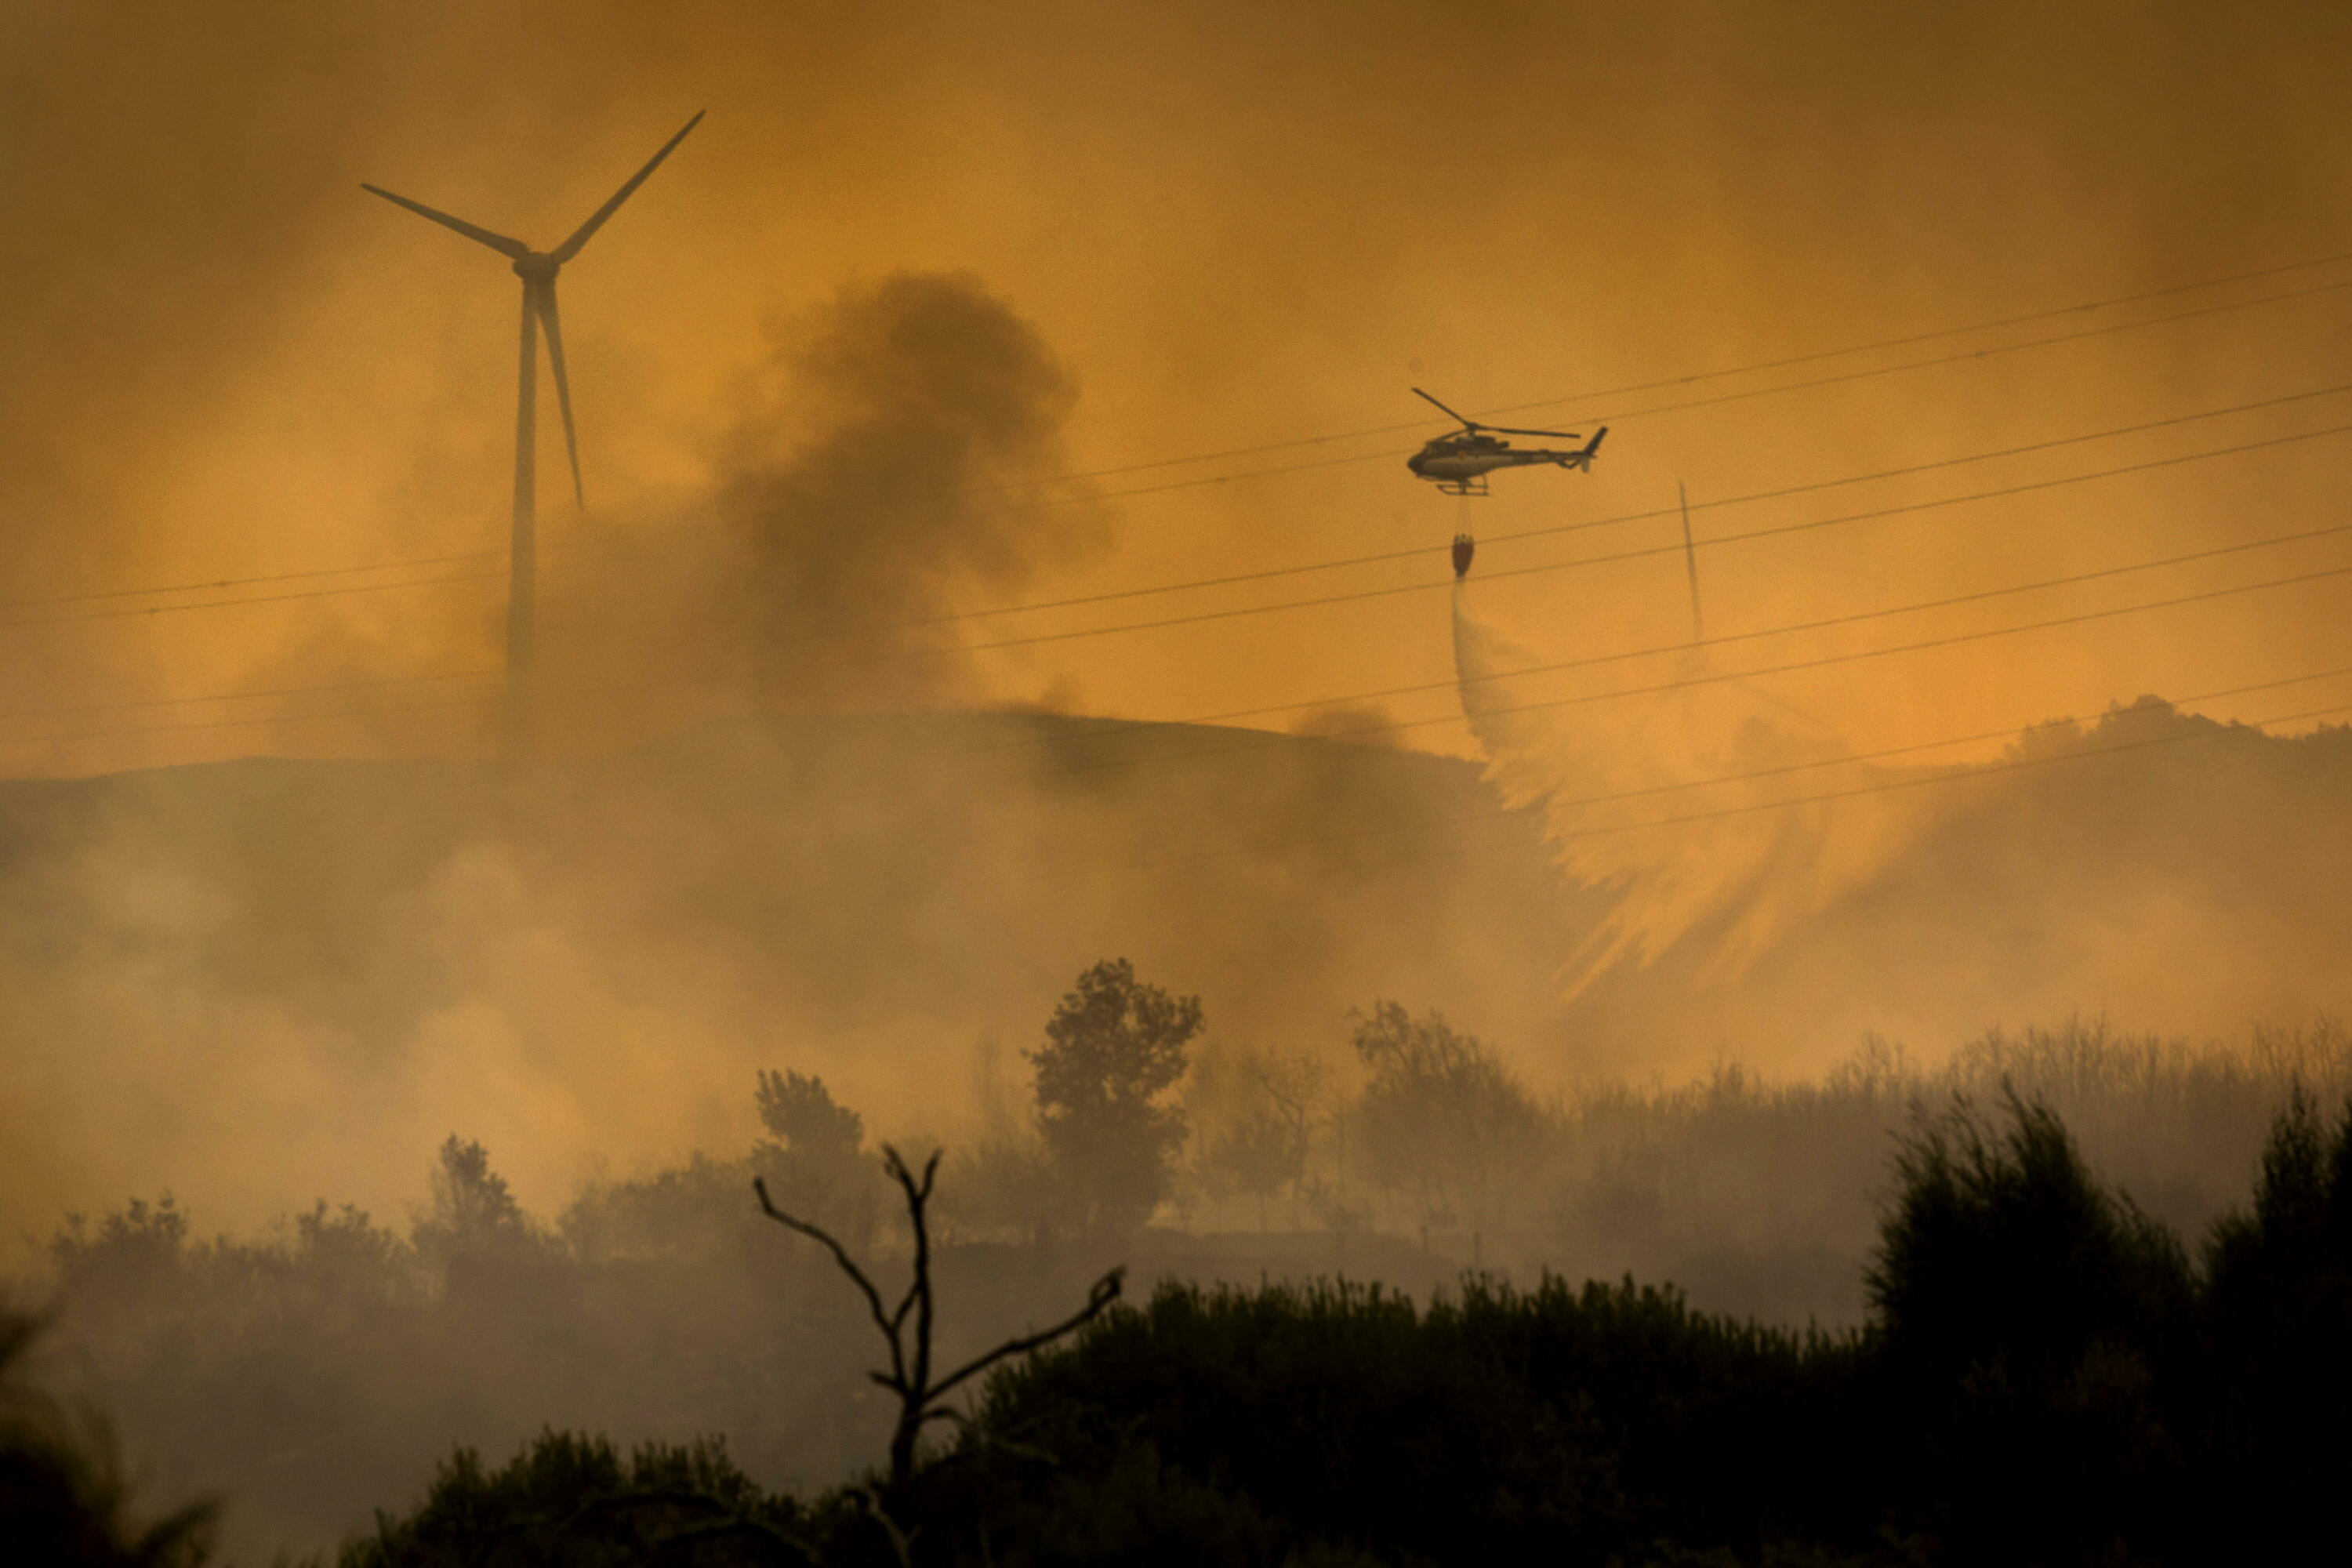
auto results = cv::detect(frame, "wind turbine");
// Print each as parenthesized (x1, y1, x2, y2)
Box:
(362, 111, 702, 757)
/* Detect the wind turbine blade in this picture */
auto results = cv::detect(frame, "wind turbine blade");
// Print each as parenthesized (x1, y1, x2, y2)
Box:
(534, 280, 585, 510)
(550, 111, 704, 264)
(360, 183, 532, 258)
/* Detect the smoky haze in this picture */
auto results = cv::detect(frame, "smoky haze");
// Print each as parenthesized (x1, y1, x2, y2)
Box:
(530, 270, 1111, 745)
(4, 5, 2352, 1559)
(2, 0, 2347, 1294)
(1452, 581, 1937, 988)
(5, 2, 2350, 758)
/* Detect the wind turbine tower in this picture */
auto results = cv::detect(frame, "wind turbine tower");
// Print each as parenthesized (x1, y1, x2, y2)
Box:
(363, 111, 702, 757)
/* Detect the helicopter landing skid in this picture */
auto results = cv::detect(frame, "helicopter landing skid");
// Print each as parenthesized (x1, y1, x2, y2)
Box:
(1434, 476, 1489, 497)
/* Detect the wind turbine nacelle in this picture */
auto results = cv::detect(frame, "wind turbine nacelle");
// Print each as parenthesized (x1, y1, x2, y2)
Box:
(511, 252, 561, 281)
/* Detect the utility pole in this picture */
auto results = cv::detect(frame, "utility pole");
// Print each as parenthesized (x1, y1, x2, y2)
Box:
(1679, 480, 1706, 643)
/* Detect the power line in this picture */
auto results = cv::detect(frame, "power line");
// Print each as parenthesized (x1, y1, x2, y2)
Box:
(871, 418, 2352, 665)
(534, 278, 2352, 597)
(1172, 690, 2352, 874)
(0, 698, 485, 750)
(1007, 249, 2352, 485)
(26, 519, 2340, 758)
(1429, 698, 2352, 858)
(0, 551, 499, 616)
(0, 668, 496, 725)
(60, 543, 2342, 766)
(63, 416, 2314, 758)
(998, 518, 2352, 745)
(15, 375, 2337, 648)
(0, 570, 503, 633)
(1171, 662, 2352, 862)
(1550, 698, 2352, 833)
(16, 254, 2345, 626)
(13, 282, 2346, 756)
(22, 417, 2344, 761)
(437, 527, 2338, 781)
(917, 378, 2352, 626)
(976, 274, 2352, 516)
(27, 657, 2346, 903)
(1054, 557, 2352, 775)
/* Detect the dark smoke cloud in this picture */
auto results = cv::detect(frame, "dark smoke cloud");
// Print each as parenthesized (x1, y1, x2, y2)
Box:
(717, 271, 1103, 705)
(530, 271, 1107, 744)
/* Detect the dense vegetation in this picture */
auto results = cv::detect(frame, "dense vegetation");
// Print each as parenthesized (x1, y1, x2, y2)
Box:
(0, 1314, 213, 1566)
(347, 1088, 2352, 1565)
(10, 970, 2350, 1563)
(16, 1080, 2350, 1564)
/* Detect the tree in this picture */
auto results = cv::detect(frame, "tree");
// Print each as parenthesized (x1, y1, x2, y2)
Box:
(1206, 1110, 1301, 1233)
(1030, 959, 1203, 1236)
(47, 1196, 190, 1301)
(410, 1136, 543, 1272)
(1348, 1002, 1542, 1231)
(1867, 1091, 2190, 1386)
(752, 1069, 879, 1254)
(757, 1069, 863, 1155)
(1198, 1043, 1330, 1231)
(1865, 1091, 2193, 1558)
(2196, 1091, 2352, 1555)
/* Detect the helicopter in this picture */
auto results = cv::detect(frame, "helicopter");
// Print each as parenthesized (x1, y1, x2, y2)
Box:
(1405, 387, 1606, 495)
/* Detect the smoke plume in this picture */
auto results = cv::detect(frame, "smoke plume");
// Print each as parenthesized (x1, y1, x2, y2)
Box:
(529, 271, 1109, 746)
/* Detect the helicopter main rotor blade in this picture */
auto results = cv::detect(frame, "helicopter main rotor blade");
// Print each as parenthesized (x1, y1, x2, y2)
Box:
(360, 184, 532, 260)
(533, 278, 585, 510)
(1486, 424, 1582, 439)
(1410, 387, 1476, 427)
(550, 111, 704, 264)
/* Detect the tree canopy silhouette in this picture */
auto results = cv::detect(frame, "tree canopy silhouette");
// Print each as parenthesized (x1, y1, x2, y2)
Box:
(1030, 958, 1203, 1235)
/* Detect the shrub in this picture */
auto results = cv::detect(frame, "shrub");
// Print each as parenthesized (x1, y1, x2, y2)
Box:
(339, 1428, 809, 1567)
(2194, 1091, 2352, 1555)
(970, 1273, 1870, 1564)
(1867, 1092, 2194, 1556)
(0, 1311, 215, 1567)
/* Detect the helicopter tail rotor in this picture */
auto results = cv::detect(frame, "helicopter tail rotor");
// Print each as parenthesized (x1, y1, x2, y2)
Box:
(1559, 426, 1609, 471)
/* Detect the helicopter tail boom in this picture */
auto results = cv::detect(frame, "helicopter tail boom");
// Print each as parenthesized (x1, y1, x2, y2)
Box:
(1557, 426, 1608, 470)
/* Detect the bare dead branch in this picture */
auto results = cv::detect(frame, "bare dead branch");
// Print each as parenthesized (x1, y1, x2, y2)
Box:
(757, 1142, 1126, 1496)
(905, 1149, 939, 1400)
(927, 1265, 1125, 1404)
(753, 1176, 906, 1388)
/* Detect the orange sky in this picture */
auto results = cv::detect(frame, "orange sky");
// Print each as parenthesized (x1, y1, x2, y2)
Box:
(4, 0, 2350, 777)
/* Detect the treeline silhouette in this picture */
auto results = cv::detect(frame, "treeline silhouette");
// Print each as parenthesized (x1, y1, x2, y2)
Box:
(337, 1088, 2352, 1564)
(11, 1083, 2320, 1564)
(9, 989, 2351, 1560)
